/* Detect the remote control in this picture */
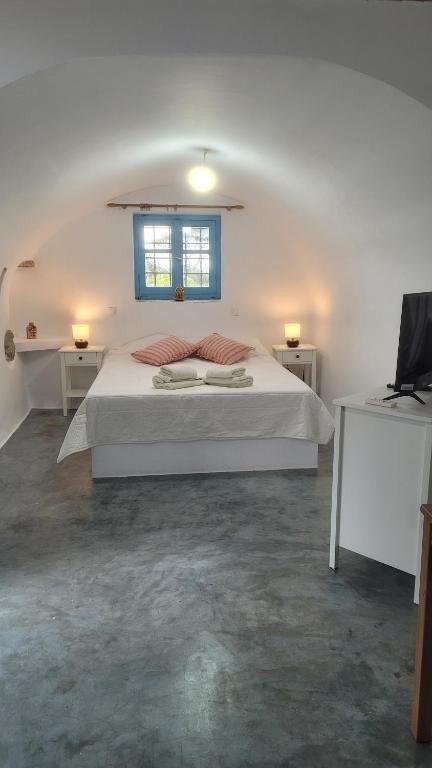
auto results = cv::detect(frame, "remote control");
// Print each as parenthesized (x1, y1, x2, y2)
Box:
(365, 397, 397, 408)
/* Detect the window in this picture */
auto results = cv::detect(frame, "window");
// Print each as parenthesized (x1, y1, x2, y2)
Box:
(133, 214, 221, 300)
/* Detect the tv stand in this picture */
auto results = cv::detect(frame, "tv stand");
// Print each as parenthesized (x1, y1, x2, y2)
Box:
(330, 387, 432, 604)
(384, 391, 426, 406)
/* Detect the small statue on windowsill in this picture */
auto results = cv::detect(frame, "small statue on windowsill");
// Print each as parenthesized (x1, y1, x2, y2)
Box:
(174, 285, 185, 302)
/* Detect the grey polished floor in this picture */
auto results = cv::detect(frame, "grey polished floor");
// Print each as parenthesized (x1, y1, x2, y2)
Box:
(0, 410, 429, 768)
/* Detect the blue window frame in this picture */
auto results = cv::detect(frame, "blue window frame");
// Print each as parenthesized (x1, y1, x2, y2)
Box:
(133, 213, 221, 300)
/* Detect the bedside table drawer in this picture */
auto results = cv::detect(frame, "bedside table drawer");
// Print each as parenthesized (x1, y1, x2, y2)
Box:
(281, 349, 313, 364)
(64, 351, 98, 365)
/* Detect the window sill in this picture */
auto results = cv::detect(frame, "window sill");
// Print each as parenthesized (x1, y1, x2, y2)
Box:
(135, 298, 221, 303)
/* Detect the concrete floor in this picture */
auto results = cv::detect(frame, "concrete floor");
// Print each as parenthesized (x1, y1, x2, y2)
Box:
(0, 410, 430, 768)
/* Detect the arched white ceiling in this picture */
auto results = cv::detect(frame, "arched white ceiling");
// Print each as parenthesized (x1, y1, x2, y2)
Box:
(1, 1, 432, 108)
(1, 53, 432, 269)
(1, 52, 432, 446)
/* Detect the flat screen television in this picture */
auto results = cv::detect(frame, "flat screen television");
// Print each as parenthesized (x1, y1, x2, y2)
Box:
(385, 292, 432, 405)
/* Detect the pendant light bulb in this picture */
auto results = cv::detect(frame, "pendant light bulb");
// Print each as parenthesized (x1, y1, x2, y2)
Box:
(188, 150, 216, 193)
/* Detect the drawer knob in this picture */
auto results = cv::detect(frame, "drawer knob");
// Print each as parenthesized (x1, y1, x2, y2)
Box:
(296, 354, 300, 359)
(78, 355, 83, 361)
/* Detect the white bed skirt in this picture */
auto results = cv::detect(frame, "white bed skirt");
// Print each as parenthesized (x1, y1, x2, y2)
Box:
(91, 438, 318, 478)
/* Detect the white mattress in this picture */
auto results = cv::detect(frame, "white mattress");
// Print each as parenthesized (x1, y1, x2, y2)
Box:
(57, 341, 334, 462)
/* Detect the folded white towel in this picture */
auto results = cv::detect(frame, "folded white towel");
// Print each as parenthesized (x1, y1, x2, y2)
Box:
(160, 365, 199, 381)
(204, 375, 253, 388)
(205, 366, 246, 379)
(153, 372, 172, 383)
(153, 375, 204, 390)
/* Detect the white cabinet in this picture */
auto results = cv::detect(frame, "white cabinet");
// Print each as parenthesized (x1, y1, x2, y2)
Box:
(59, 345, 105, 415)
(272, 343, 317, 392)
(329, 388, 432, 602)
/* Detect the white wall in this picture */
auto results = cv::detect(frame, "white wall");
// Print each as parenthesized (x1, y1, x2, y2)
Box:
(0, 1, 431, 446)
(2, 55, 432, 443)
(11, 184, 333, 407)
(0, 272, 29, 442)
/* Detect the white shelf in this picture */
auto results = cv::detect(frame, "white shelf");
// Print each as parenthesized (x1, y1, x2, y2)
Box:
(15, 338, 67, 352)
(65, 388, 88, 398)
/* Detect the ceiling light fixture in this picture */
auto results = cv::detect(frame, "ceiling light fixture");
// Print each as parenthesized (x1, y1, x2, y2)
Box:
(187, 150, 216, 193)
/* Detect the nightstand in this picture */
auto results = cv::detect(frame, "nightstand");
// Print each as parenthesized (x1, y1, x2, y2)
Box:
(272, 343, 317, 393)
(59, 345, 105, 415)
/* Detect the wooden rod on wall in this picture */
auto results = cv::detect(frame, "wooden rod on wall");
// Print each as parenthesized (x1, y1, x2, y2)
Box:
(106, 202, 244, 211)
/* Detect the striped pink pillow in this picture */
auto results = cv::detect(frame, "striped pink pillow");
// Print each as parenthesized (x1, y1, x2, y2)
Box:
(131, 336, 198, 366)
(196, 333, 253, 365)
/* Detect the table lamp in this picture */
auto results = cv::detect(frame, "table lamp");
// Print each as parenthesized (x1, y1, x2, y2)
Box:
(72, 324, 89, 349)
(284, 323, 301, 348)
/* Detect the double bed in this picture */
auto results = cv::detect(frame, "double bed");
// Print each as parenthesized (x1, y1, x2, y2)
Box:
(58, 337, 334, 477)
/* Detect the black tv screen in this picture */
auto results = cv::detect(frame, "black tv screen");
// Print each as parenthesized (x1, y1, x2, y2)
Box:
(395, 292, 432, 392)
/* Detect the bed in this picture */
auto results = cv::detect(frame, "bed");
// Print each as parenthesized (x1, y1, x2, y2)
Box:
(58, 337, 334, 477)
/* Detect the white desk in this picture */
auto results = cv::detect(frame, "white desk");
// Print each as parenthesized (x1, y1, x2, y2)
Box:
(329, 388, 432, 603)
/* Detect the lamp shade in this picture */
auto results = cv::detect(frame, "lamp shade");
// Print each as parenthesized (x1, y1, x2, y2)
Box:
(187, 165, 216, 192)
(284, 323, 301, 340)
(72, 324, 89, 341)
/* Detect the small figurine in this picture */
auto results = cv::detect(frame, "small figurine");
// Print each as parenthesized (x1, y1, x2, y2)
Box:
(174, 285, 185, 302)
(26, 322, 37, 339)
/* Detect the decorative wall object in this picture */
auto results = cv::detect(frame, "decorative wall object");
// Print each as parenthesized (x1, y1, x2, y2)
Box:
(4, 330, 15, 362)
(26, 322, 37, 339)
(17, 260, 35, 268)
(0, 267, 6, 296)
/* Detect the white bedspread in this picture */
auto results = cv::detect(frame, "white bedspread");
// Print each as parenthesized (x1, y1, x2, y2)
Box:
(58, 343, 334, 462)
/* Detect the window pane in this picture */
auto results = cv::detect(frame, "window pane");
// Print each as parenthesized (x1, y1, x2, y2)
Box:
(183, 226, 210, 251)
(183, 255, 209, 271)
(143, 225, 171, 250)
(184, 257, 201, 274)
(184, 274, 201, 287)
(145, 251, 172, 287)
(154, 257, 171, 274)
(155, 273, 171, 287)
(183, 254, 210, 290)
(145, 255, 155, 273)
